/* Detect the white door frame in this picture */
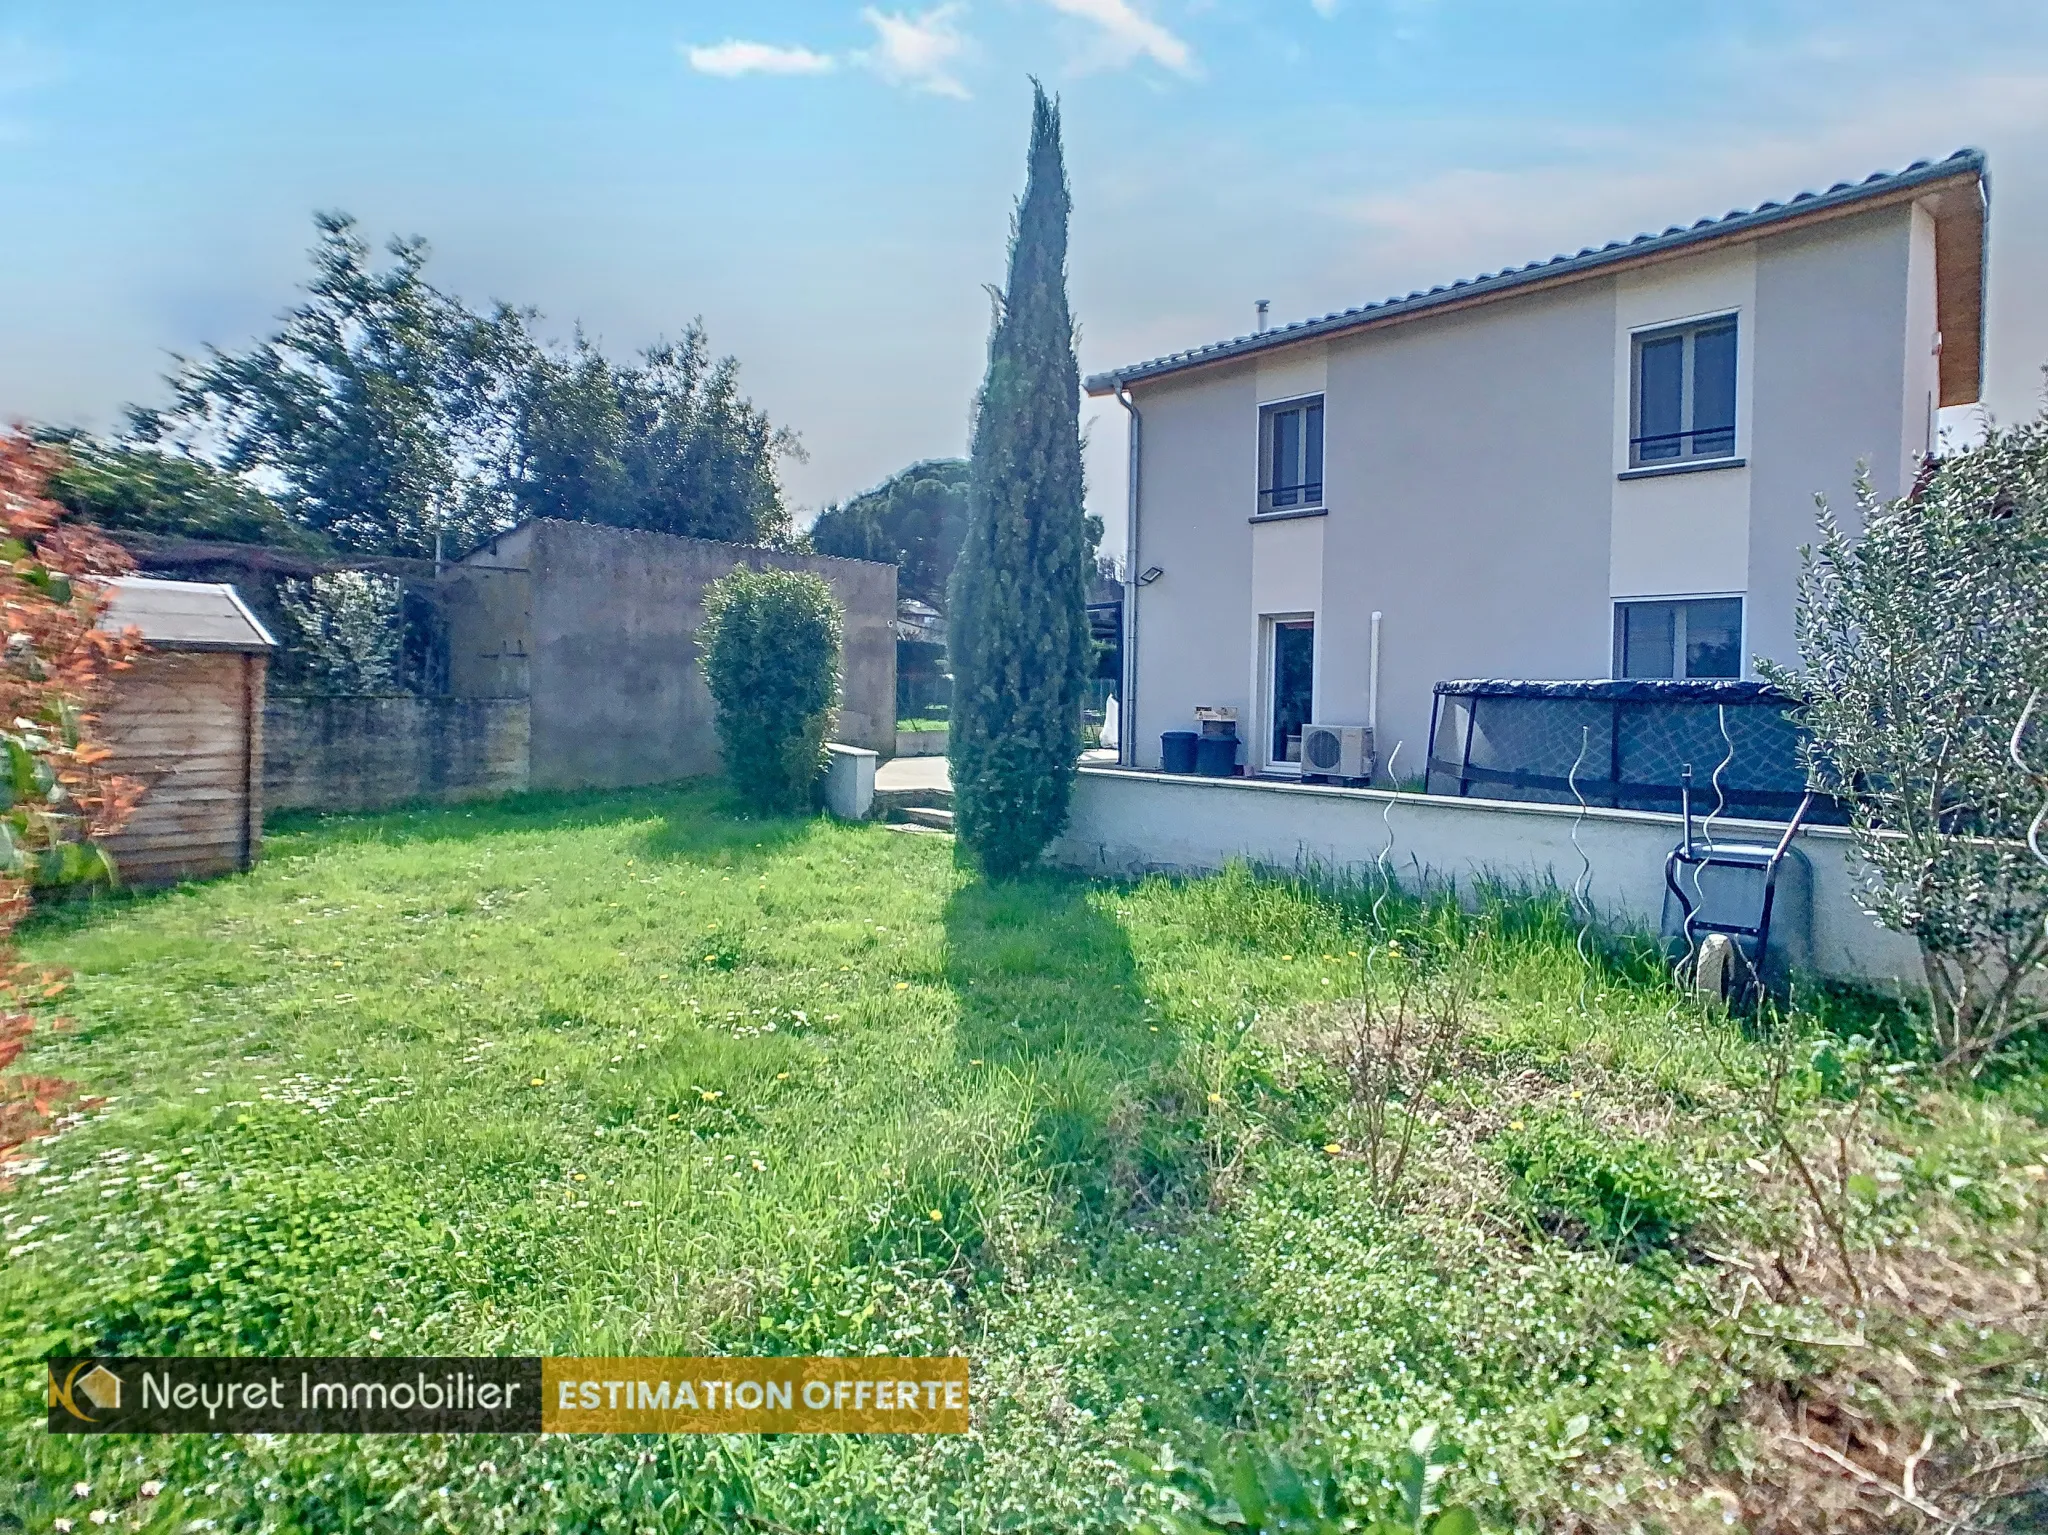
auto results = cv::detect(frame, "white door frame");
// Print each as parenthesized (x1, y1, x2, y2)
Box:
(1255, 611, 1316, 776)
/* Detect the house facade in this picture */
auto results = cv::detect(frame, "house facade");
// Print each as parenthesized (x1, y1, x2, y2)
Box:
(1085, 151, 1988, 781)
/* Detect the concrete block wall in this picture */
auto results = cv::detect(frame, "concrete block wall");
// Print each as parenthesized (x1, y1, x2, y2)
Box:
(446, 520, 897, 792)
(265, 697, 531, 813)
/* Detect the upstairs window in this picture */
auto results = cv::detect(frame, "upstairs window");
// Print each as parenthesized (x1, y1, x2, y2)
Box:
(1258, 396, 1324, 514)
(1631, 317, 1737, 466)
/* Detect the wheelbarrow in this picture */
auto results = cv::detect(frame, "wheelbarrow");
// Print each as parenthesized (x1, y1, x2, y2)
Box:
(1664, 765, 1816, 1006)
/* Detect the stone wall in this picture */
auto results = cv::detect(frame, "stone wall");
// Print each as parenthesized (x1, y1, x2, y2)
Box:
(265, 697, 530, 813)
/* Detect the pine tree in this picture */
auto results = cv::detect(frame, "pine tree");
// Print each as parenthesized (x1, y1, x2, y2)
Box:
(948, 83, 1091, 878)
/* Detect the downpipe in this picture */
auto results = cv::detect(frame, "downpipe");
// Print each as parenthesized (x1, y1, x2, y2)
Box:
(1115, 382, 1141, 768)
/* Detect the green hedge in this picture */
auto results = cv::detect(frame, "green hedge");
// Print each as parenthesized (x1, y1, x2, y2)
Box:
(697, 567, 843, 812)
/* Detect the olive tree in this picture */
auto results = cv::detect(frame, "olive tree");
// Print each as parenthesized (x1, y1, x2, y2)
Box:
(1763, 409, 2048, 1071)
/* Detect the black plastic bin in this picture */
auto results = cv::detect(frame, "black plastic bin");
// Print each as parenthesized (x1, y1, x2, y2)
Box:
(1195, 734, 1238, 778)
(1161, 731, 1199, 774)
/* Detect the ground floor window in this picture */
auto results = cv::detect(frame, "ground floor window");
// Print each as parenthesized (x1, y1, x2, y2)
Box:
(1614, 596, 1743, 679)
(1265, 616, 1316, 765)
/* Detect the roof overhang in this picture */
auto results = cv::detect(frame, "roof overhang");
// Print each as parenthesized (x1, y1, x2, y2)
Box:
(1085, 150, 1989, 405)
(95, 576, 278, 653)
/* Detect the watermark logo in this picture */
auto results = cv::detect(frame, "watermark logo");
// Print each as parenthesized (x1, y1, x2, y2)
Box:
(49, 1362, 122, 1423)
(47, 1356, 969, 1435)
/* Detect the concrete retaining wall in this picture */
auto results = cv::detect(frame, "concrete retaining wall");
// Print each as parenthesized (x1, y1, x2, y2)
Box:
(894, 728, 948, 758)
(265, 697, 530, 813)
(1050, 767, 1925, 991)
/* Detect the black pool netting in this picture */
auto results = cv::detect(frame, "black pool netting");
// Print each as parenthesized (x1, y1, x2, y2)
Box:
(1425, 679, 1842, 823)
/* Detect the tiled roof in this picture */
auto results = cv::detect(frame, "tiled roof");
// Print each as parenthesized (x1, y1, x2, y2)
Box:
(1083, 148, 1986, 394)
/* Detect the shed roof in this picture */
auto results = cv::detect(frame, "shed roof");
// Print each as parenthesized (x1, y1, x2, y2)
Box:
(1085, 149, 1988, 405)
(98, 576, 277, 653)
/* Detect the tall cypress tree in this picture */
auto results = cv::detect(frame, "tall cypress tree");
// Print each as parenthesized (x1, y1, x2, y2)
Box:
(949, 83, 1091, 878)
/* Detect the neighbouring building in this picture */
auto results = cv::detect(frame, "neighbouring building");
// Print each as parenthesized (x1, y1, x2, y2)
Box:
(438, 519, 897, 791)
(1085, 150, 1988, 781)
(96, 576, 276, 883)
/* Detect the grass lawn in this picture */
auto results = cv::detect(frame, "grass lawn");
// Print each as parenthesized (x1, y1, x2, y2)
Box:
(1, 783, 2043, 1532)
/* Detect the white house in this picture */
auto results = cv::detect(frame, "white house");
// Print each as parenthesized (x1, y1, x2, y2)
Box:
(1084, 150, 1989, 782)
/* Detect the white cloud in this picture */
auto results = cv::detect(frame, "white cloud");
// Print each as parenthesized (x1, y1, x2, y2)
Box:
(1043, 0, 1197, 77)
(684, 40, 837, 78)
(857, 5, 973, 99)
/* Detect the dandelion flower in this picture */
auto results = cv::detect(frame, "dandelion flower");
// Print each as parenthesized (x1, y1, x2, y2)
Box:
(1207, 1092, 1224, 1104)
(894, 982, 910, 991)
(572, 1173, 586, 1181)
(928, 1209, 943, 1222)
(529, 1077, 545, 1087)
(1324, 1143, 1343, 1155)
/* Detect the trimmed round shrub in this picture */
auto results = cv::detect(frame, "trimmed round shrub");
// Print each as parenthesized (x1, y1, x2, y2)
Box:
(697, 566, 843, 812)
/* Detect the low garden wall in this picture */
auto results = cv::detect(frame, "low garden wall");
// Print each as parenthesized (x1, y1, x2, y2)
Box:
(1050, 767, 1924, 991)
(894, 728, 948, 758)
(265, 697, 531, 813)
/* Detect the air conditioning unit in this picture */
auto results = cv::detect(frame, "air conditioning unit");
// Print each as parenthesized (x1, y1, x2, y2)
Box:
(1300, 723, 1374, 783)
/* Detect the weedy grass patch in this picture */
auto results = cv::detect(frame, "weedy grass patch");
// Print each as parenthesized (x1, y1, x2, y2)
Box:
(0, 785, 2041, 1532)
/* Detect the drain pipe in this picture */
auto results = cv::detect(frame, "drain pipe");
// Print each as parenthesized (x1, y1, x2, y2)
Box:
(1115, 381, 1142, 767)
(1368, 610, 1383, 736)
(1368, 610, 1383, 786)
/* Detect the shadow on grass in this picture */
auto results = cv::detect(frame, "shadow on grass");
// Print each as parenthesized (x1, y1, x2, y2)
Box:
(942, 871, 1196, 1220)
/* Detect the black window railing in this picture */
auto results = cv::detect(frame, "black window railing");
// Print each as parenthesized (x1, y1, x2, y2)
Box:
(1632, 424, 1736, 463)
(1259, 479, 1324, 513)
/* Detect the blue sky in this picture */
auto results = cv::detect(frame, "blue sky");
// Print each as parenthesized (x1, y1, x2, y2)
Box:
(4, 1, 2047, 550)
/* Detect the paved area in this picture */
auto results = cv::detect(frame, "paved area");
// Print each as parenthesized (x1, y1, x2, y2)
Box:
(875, 750, 1115, 795)
(876, 754, 950, 793)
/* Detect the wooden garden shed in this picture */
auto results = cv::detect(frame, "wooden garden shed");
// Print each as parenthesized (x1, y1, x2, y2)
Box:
(95, 577, 276, 884)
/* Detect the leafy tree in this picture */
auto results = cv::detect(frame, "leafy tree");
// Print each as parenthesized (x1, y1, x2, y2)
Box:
(615, 332, 802, 546)
(1763, 409, 2048, 1071)
(811, 458, 969, 608)
(275, 572, 406, 696)
(510, 325, 800, 545)
(0, 432, 147, 1156)
(948, 84, 1092, 878)
(126, 212, 800, 558)
(132, 212, 531, 560)
(697, 566, 843, 812)
(35, 431, 326, 550)
(507, 334, 634, 529)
